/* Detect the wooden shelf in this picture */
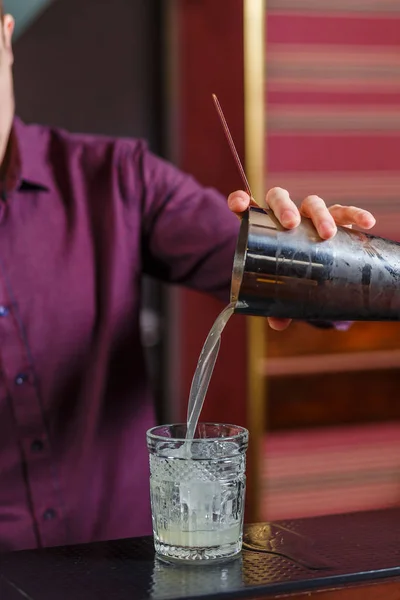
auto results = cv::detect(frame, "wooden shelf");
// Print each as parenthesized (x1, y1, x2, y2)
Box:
(261, 349, 400, 378)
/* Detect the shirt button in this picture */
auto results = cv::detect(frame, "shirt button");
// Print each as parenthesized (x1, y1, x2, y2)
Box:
(15, 373, 28, 386)
(0, 306, 9, 316)
(43, 508, 57, 521)
(31, 440, 44, 453)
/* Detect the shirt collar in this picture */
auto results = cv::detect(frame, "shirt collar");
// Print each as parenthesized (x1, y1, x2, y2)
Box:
(12, 116, 53, 192)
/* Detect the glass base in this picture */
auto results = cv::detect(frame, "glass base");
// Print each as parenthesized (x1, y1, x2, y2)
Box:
(154, 538, 242, 565)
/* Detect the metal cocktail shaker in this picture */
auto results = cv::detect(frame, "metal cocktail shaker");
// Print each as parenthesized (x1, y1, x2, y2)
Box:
(231, 206, 400, 321)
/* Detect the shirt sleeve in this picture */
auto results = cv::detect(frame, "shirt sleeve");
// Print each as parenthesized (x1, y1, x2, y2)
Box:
(137, 143, 240, 303)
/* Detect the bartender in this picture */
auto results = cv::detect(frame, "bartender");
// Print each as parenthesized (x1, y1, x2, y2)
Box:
(0, 6, 376, 552)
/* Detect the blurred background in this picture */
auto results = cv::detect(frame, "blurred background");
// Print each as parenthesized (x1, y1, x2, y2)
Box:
(6, 0, 400, 523)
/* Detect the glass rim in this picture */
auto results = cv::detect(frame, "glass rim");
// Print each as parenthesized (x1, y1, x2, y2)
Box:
(146, 422, 249, 443)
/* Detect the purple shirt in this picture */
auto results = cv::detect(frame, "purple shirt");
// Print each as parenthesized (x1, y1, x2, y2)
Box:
(0, 118, 239, 552)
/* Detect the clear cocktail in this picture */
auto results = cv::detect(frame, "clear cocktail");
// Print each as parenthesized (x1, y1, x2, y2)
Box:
(147, 423, 248, 564)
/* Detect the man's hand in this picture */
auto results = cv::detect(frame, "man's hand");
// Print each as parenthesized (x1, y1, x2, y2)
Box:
(227, 187, 376, 331)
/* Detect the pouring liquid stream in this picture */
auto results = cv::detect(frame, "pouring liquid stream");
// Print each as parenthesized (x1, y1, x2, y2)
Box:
(185, 303, 235, 447)
(183, 94, 252, 452)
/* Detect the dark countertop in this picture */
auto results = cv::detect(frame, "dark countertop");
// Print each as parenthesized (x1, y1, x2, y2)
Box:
(0, 508, 399, 599)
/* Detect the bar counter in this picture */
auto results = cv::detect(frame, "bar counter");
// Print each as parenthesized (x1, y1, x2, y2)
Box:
(1, 508, 399, 599)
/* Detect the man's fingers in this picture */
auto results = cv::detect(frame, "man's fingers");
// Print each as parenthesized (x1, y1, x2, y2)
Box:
(266, 187, 301, 229)
(227, 190, 251, 215)
(328, 204, 376, 229)
(300, 195, 337, 239)
(267, 317, 292, 331)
